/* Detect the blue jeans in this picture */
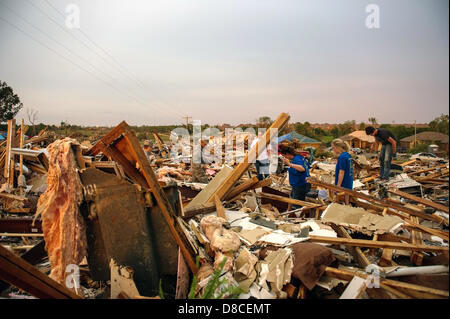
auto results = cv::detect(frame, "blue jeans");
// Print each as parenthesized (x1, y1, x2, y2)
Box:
(255, 159, 270, 181)
(290, 183, 311, 209)
(380, 144, 393, 179)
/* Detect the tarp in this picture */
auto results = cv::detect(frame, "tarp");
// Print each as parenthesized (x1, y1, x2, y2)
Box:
(276, 132, 321, 144)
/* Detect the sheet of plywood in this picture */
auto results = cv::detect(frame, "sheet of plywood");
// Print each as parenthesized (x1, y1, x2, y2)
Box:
(185, 165, 233, 210)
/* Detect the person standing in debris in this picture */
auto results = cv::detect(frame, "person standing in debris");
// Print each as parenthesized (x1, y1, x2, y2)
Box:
(280, 147, 311, 209)
(143, 140, 155, 163)
(365, 126, 397, 181)
(250, 131, 272, 180)
(331, 139, 353, 205)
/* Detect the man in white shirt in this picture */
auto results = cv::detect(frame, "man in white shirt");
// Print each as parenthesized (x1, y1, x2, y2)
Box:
(250, 131, 272, 180)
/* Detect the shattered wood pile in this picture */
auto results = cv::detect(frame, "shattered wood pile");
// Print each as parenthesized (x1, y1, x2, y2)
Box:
(0, 112, 448, 299)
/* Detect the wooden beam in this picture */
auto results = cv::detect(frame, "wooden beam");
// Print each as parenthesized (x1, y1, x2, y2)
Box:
(410, 216, 424, 266)
(339, 276, 367, 299)
(389, 189, 449, 213)
(331, 224, 370, 268)
(0, 233, 44, 237)
(205, 112, 290, 203)
(182, 202, 216, 220)
(0, 244, 82, 299)
(257, 192, 321, 208)
(214, 194, 227, 220)
(308, 236, 449, 253)
(224, 176, 259, 201)
(408, 164, 447, 176)
(325, 266, 448, 299)
(4, 119, 16, 187)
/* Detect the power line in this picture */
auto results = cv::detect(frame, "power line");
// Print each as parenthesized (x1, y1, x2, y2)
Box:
(44, 0, 146, 89)
(0, 1, 146, 103)
(30, 0, 186, 120)
(42, 0, 188, 120)
(0, 14, 169, 124)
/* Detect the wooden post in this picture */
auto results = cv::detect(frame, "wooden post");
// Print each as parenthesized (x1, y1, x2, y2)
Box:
(4, 119, 16, 188)
(19, 119, 24, 195)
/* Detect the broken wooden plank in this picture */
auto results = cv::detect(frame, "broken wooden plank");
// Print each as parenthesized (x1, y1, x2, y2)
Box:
(182, 202, 217, 220)
(339, 276, 367, 299)
(0, 244, 82, 299)
(308, 235, 449, 253)
(214, 194, 227, 220)
(224, 176, 259, 201)
(325, 266, 448, 299)
(410, 216, 424, 266)
(389, 189, 449, 213)
(331, 224, 370, 268)
(0, 233, 44, 237)
(257, 192, 321, 208)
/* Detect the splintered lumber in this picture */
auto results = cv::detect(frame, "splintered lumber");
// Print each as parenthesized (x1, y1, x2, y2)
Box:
(339, 276, 367, 299)
(0, 244, 82, 299)
(182, 202, 216, 220)
(309, 179, 448, 226)
(205, 112, 290, 203)
(214, 194, 227, 220)
(0, 233, 44, 237)
(4, 119, 16, 186)
(399, 159, 417, 167)
(331, 225, 370, 268)
(257, 192, 322, 208)
(389, 189, 449, 213)
(308, 236, 449, 253)
(408, 164, 447, 176)
(89, 121, 197, 274)
(324, 266, 448, 299)
(410, 216, 424, 266)
(224, 176, 259, 200)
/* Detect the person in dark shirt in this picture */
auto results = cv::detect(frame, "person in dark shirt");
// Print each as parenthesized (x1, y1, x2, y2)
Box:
(331, 139, 353, 205)
(280, 147, 311, 209)
(365, 126, 397, 181)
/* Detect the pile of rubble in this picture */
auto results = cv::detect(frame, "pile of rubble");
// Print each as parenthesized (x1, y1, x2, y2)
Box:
(0, 113, 448, 299)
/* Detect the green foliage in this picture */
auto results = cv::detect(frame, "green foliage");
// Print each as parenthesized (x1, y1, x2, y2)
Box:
(0, 81, 23, 123)
(315, 150, 333, 158)
(159, 279, 165, 299)
(188, 257, 243, 299)
(429, 114, 449, 135)
(256, 116, 273, 128)
(407, 143, 429, 154)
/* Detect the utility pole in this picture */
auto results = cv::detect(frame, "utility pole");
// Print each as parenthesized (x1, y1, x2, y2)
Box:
(414, 120, 417, 147)
(182, 116, 192, 130)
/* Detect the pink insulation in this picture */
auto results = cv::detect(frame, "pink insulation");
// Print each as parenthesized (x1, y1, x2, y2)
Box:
(35, 138, 87, 286)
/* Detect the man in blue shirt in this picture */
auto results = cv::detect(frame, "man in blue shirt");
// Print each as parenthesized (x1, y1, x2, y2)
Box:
(280, 147, 311, 209)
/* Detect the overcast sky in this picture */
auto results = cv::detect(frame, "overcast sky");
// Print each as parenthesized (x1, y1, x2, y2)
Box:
(0, 0, 448, 127)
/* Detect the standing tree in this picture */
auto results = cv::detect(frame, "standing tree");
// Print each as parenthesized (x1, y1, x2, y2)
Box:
(26, 108, 39, 136)
(0, 81, 23, 123)
(429, 114, 449, 135)
(256, 116, 272, 128)
(368, 117, 378, 125)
